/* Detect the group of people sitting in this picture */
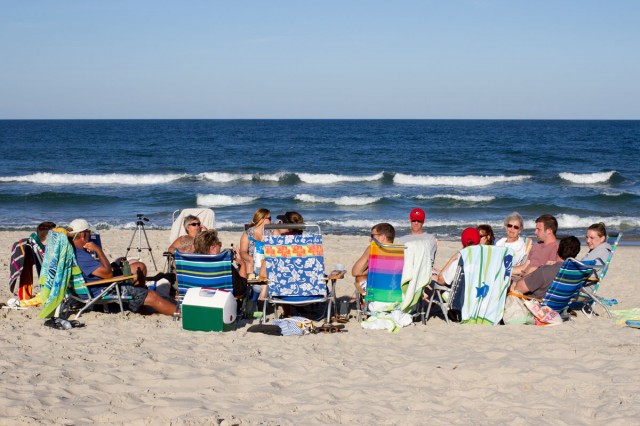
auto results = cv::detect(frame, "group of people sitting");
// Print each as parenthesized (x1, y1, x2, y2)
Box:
(24, 207, 612, 321)
(351, 208, 613, 307)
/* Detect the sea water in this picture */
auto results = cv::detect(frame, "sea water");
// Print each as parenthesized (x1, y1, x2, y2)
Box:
(0, 119, 638, 239)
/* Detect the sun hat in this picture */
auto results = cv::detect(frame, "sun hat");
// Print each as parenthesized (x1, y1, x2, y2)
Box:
(409, 208, 425, 223)
(461, 227, 481, 247)
(67, 218, 91, 235)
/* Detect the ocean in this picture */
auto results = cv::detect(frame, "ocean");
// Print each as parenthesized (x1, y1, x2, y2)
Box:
(1, 119, 639, 240)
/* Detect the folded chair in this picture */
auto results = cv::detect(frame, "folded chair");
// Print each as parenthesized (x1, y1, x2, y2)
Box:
(426, 245, 514, 325)
(355, 238, 433, 323)
(38, 231, 135, 320)
(261, 223, 334, 324)
(510, 258, 597, 320)
(573, 232, 622, 318)
(9, 234, 45, 302)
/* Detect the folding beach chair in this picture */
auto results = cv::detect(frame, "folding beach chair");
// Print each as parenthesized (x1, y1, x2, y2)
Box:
(168, 208, 216, 246)
(38, 231, 135, 320)
(261, 223, 335, 324)
(355, 238, 433, 323)
(516, 237, 534, 266)
(426, 245, 514, 325)
(510, 258, 598, 320)
(9, 235, 45, 301)
(163, 208, 216, 274)
(174, 250, 233, 303)
(572, 232, 622, 318)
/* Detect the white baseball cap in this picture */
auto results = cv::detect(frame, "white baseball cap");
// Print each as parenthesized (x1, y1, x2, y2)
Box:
(67, 218, 91, 235)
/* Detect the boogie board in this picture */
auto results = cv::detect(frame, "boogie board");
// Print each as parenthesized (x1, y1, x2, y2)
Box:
(626, 320, 640, 329)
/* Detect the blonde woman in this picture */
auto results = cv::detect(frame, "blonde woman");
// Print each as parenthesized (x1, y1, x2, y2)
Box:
(239, 208, 272, 275)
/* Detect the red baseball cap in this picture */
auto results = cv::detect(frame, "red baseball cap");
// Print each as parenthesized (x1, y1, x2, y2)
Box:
(409, 208, 425, 223)
(461, 227, 481, 247)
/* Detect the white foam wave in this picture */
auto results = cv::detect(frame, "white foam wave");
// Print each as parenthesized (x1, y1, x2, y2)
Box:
(297, 172, 384, 184)
(554, 214, 640, 229)
(199, 172, 253, 183)
(394, 173, 530, 187)
(417, 194, 496, 202)
(295, 194, 381, 206)
(559, 171, 615, 184)
(196, 194, 257, 207)
(0, 172, 186, 185)
(256, 172, 287, 182)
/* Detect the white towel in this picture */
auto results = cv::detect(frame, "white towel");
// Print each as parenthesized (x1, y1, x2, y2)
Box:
(400, 239, 433, 311)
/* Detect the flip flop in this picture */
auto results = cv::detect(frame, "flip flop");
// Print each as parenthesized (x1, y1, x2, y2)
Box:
(44, 318, 86, 330)
(316, 324, 346, 333)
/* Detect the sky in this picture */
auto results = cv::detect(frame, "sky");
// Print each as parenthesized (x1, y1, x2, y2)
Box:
(1, 1, 639, 119)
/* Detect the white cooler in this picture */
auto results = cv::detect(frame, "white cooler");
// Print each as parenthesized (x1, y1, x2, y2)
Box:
(181, 288, 237, 332)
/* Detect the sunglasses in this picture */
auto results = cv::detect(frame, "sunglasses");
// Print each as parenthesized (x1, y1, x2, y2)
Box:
(370, 233, 382, 239)
(506, 224, 521, 230)
(265, 217, 272, 220)
(188, 222, 201, 227)
(480, 234, 488, 238)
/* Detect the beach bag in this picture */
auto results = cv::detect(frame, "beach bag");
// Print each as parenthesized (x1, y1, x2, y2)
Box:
(503, 292, 535, 325)
(524, 299, 562, 326)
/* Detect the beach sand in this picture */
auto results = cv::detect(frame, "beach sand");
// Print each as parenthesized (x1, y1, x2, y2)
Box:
(1, 229, 639, 425)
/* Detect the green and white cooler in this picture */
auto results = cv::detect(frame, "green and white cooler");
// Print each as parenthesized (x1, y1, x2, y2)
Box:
(181, 288, 237, 332)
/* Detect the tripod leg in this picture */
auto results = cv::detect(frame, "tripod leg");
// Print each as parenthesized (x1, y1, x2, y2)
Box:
(141, 225, 158, 270)
(124, 227, 139, 260)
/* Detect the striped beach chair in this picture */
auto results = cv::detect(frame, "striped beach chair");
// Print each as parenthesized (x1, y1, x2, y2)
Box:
(540, 258, 597, 317)
(571, 232, 621, 318)
(261, 225, 330, 323)
(174, 250, 233, 303)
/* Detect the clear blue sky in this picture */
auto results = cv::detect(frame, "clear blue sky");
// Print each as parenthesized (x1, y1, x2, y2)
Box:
(1, 1, 639, 119)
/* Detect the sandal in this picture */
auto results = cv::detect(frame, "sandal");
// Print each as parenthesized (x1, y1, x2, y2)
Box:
(44, 318, 86, 330)
(315, 324, 346, 333)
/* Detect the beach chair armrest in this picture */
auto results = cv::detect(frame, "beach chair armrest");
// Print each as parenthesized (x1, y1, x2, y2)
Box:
(84, 275, 136, 286)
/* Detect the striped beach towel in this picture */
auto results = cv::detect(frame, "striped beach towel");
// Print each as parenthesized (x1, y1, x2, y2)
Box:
(365, 242, 404, 304)
(37, 231, 85, 319)
(458, 245, 514, 325)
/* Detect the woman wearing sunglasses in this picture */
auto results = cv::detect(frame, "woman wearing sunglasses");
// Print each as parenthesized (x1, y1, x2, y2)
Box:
(495, 212, 527, 265)
(167, 215, 207, 254)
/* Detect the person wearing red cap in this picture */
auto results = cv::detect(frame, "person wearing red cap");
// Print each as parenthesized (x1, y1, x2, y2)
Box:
(436, 227, 481, 286)
(396, 207, 437, 264)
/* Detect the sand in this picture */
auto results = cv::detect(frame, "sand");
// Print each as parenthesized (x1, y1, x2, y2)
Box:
(1, 229, 639, 425)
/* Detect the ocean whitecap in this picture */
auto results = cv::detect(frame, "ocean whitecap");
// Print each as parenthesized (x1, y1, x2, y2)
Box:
(394, 173, 530, 187)
(559, 171, 615, 184)
(196, 194, 257, 207)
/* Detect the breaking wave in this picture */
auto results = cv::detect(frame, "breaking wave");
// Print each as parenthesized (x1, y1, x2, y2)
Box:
(196, 194, 258, 207)
(295, 194, 381, 206)
(394, 173, 530, 187)
(559, 171, 616, 184)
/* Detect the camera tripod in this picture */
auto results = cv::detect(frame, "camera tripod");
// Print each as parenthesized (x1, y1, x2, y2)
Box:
(124, 213, 158, 270)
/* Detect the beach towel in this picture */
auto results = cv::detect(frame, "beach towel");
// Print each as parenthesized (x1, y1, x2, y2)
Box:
(8, 234, 45, 300)
(400, 239, 433, 312)
(37, 231, 85, 319)
(365, 242, 404, 304)
(611, 308, 640, 326)
(458, 245, 514, 324)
